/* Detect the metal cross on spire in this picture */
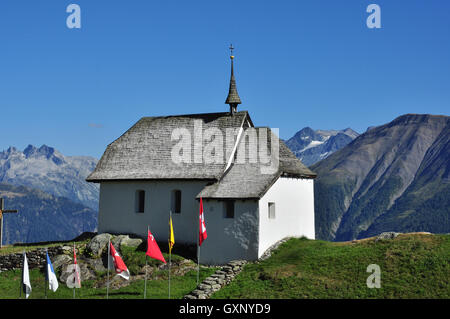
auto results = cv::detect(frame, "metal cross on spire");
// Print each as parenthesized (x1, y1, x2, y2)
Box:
(0, 198, 19, 248)
(229, 44, 234, 57)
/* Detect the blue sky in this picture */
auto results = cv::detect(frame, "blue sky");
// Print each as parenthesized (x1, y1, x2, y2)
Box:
(0, 0, 449, 158)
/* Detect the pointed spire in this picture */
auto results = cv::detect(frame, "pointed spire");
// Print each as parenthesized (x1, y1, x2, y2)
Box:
(225, 44, 241, 114)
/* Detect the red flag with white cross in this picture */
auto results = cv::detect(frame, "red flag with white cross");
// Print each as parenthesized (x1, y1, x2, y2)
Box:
(146, 229, 166, 263)
(199, 197, 207, 246)
(109, 242, 130, 280)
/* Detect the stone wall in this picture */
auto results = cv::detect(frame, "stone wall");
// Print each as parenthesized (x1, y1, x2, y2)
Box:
(0, 246, 64, 272)
(184, 260, 248, 299)
(183, 237, 291, 299)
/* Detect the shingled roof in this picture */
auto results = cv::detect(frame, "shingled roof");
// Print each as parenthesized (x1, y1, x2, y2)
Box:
(86, 110, 316, 199)
(197, 127, 316, 199)
(86, 111, 251, 181)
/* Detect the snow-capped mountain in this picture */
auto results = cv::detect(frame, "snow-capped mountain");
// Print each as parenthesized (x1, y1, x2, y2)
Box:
(285, 127, 359, 166)
(0, 145, 99, 210)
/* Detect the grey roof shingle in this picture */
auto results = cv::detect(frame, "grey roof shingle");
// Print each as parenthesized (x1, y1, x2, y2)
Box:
(197, 127, 316, 199)
(86, 112, 250, 181)
(86, 111, 316, 199)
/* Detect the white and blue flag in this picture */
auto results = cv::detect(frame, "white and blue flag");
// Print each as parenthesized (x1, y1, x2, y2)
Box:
(22, 252, 32, 298)
(46, 252, 59, 292)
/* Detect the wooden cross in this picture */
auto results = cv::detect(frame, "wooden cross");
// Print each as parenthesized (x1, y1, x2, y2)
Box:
(0, 198, 19, 249)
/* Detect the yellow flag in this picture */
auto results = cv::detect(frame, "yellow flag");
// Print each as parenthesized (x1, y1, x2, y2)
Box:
(169, 216, 175, 253)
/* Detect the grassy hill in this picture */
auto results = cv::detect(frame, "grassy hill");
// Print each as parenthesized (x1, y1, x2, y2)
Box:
(212, 233, 449, 299)
(1, 233, 448, 299)
(0, 240, 216, 299)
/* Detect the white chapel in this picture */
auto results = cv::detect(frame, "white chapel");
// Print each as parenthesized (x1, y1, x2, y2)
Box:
(86, 50, 316, 265)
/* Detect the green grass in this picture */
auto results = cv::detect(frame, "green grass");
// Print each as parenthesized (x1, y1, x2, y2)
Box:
(0, 268, 214, 299)
(0, 245, 217, 299)
(2, 234, 448, 299)
(0, 241, 86, 256)
(211, 234, 450, 299)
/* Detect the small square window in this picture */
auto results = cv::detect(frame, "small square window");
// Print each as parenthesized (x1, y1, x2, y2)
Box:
(268, 202, 275, 219)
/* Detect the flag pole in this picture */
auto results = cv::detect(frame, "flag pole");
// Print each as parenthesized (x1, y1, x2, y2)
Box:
(197, 206, 200, 286)
(106, 238, 110, 299)
(169, 249, 172, 299)
(45, 248, 48, 299)
(144, 225, 148, 299)
(197, 244, 200, 285)
(144, 252, 148, 299)
(168, 211, 172, 299)
(20, 251, 24, 299)
(73, 243, 76, 299)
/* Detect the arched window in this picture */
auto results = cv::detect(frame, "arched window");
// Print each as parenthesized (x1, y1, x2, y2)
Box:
(135, 190, 145, 213)
(224, 200, 235, 219)
(172, 190, 182, 214)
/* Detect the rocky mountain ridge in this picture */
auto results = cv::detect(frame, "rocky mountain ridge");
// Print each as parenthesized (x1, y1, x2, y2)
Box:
(285, 127, 359, 166)
(0, 144, 98, 210)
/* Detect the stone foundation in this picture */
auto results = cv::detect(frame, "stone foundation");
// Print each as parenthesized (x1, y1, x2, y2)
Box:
(0, 246, 64, 272)
(184, 260, 248, 299)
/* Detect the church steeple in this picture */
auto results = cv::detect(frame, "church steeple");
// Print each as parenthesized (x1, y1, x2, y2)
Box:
(225, 44, 241, 114)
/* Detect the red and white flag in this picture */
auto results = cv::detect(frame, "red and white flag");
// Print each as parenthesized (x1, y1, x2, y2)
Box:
(199, 197, 207, 246)
(109, 242, 130, 280)
(73, 244, 81, 288)
(146, 229, 166, 263)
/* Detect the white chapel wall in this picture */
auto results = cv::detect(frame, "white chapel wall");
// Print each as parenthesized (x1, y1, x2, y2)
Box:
(98, 180, 209, 244)
(200, 199, 259, 265)
(258, 177, 315, 257)
(97, 178, 313, 265)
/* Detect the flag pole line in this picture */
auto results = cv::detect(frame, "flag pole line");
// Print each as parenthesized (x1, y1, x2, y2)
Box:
(169, 251, 171, 299)
(20, 250, 24, 299)
(107, 238, 110, 299)
(144, 225, 149, 299)
(45, 248, 48, 299)
(73, 243, 75, 299)
(197, 208, 200, 286)
(144, 254, 148, 299)
(168, 210, 172, 299)
(197, 245, 200, 285)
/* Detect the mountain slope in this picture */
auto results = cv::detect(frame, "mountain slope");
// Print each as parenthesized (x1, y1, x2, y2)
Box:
(285, 127, 359, 166)
(0, 145, 99, 210)
(360, 123, 450, 237)
(311, 114, 450, 241)
(0, 183, 98, 245)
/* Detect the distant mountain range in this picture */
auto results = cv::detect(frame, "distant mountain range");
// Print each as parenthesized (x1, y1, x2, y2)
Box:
(0, 144, 99, 245)
(0, 144, 99, 210)
(285, 127, 359, 166)
(1, 114, 448, 245)
(0, 183, 97, 245)
(311, 114, 450, 241)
